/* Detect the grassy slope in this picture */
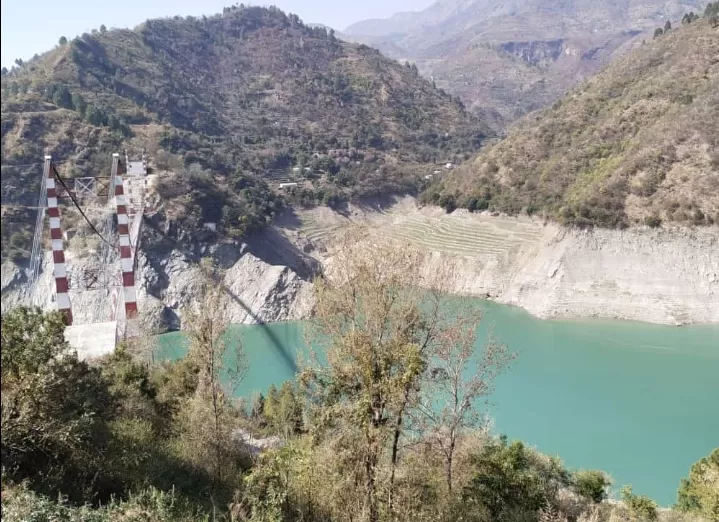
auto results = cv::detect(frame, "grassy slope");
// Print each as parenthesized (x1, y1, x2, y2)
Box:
(432, 20, 719, 228)
(0, 5, 491, 260)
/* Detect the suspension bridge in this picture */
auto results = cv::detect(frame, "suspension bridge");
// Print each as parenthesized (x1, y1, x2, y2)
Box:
(23, 152, 148, 357)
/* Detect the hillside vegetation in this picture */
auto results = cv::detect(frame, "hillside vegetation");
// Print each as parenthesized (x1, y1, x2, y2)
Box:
(427, 19, 719, 228)
(2, 243, 717, 521)
(344, 0, 706, 127)
(0, 5, 490, 260)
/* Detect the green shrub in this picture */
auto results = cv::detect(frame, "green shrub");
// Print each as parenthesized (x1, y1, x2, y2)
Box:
(438, 193, 457, 213)
(461, 436, 571, 521)
(573, 470, 612, 503)
(644, 215, 662, 228)
(675, 448, 719, 519)
(691, 209, 705, 225)
(621, 485, 658, 521)
(0, 483, 207, 522)
(466, 196, 489, 212)
(1, 308, 118, 503)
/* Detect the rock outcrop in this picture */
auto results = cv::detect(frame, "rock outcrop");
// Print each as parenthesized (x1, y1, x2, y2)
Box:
(3, 199, 717, 328)
(493, 226, 719, 325)
(1, 223, 318, 333)
(294, 198, 719, 326)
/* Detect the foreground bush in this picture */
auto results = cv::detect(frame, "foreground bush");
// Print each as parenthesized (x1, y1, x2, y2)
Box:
(2, 286, 717, 522)
(1, 308, 116, 502)
(676, 448, 719, 520)
(1, 483, 207, 522)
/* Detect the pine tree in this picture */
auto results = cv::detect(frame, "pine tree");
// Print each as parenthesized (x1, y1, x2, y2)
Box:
(264, 383, 279, 424)
(71, 92, 86, 116)
(52, 85, 73, 109)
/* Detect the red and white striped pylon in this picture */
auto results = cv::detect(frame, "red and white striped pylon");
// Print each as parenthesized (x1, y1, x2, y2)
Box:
(45, 155, 73, 325)
(112, 153, 138, 318)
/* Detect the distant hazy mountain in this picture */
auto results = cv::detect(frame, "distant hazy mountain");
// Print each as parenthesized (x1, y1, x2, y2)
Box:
(345, 0, 705, 127)
(430, 19, 719, 228)
(345, 0, 479, 38)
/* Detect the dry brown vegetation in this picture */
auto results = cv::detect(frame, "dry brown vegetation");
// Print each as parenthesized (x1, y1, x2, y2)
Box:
(304, 230, 514, 518)
(344, 0, 705, 128)
(1, 5, 493, 261)
(430, 20, 719, 228)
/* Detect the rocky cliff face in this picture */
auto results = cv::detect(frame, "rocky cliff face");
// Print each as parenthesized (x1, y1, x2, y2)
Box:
(292, 198, 719, 326)
(493, 226, 719, 325)
(137, 227, 317, 332)
(3, 200, 717, 328)
(498, 39, 565, 67)
(1, 222, 318, 333)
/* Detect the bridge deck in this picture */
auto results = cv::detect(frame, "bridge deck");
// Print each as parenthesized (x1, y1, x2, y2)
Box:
(64, 321, 117, 360)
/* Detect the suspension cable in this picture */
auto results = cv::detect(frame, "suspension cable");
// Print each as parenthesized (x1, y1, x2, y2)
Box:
(51, 164, 117, 249)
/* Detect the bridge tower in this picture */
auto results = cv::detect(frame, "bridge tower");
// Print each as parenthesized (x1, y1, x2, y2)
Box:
(44, 155, 73, 325)
(24, 153, 147, 355)
(113, 154, 138, 319)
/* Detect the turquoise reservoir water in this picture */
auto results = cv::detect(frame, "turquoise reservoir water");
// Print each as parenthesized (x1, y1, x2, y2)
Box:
(156, 301, 719, 506)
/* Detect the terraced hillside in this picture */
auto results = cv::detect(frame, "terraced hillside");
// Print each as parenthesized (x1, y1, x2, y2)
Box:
(377, 211, 544, 257)
(289, 197, 719, 325)
(295, 197, 549, 289)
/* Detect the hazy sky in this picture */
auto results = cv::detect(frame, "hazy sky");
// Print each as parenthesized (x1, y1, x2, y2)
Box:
(1, 0, 434, 68)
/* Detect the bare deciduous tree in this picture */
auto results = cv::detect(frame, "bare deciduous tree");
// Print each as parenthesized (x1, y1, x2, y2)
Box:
(302, 230, 428, 521)
(182, 258, 247, 518)
(416, 303, 514, 492)
(301, 228, 513, 521)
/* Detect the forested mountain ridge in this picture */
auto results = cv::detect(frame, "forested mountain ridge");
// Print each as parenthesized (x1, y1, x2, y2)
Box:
(0, 5, 491, 261)
(426, 18, 719, 228)
(344, 0, 707, 127)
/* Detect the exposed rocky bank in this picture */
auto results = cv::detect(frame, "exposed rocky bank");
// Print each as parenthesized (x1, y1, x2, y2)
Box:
(2, 197, 717, 327)
(291, 197, 719, 326)
(1, 220, 318, 333)
(494, 226, 719, 325)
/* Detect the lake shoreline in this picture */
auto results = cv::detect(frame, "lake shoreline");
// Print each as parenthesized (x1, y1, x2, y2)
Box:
(3, 199, 717, 330)
(155, 308, 719, 506)
(285, 197, 719, 327)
